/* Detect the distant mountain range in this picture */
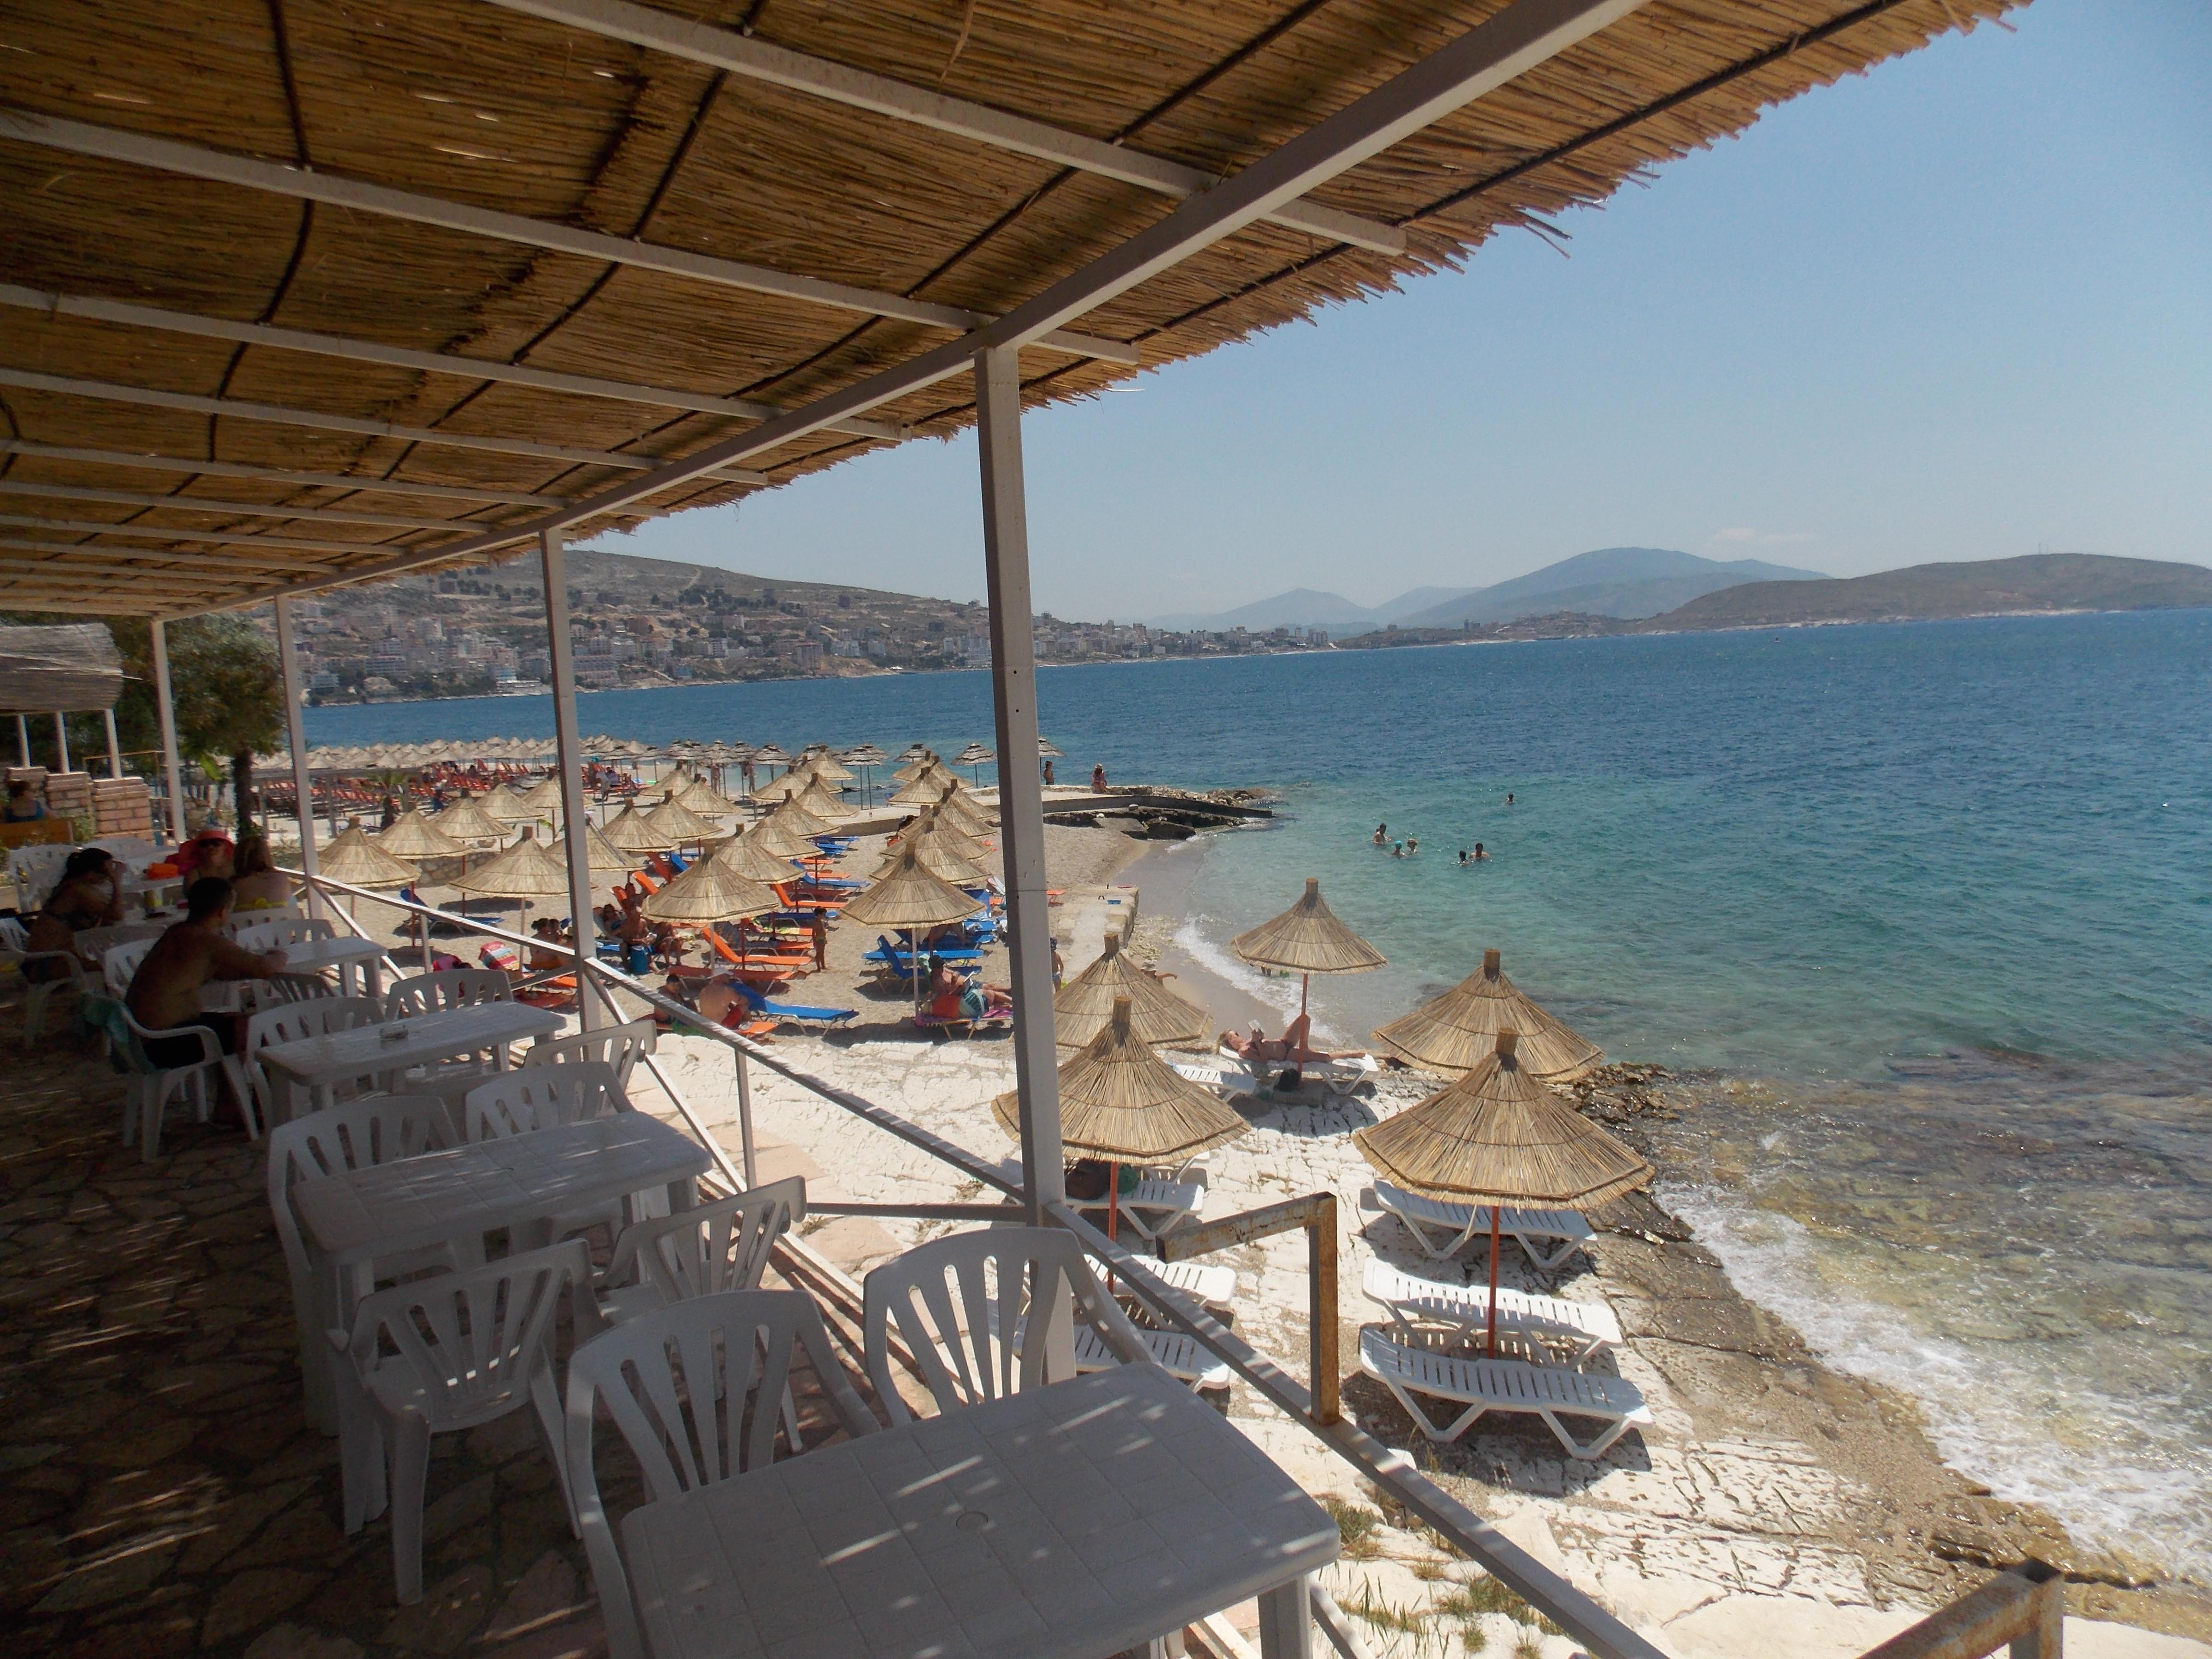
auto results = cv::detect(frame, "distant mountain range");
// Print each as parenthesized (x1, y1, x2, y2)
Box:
(1148, 546, 1826, 633)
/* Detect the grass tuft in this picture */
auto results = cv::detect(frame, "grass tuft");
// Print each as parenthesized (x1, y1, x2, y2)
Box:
(1320, 1495, 1385, 1561)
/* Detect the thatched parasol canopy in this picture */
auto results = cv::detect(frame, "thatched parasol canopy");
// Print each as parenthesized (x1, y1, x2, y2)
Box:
(514, 774, 566, 813)
(448, 834, 571, 899)
(792, 781, 847, 822)
(673, 774, 733, 816)
(484, 783, 541, 822)
(740, 814, 817, 862)
(1371, 948, 1603, 1082)
(317, 823, 418, 889)
(1055, 934, 1210, 1051)
(841, 843, 982, 931)
(804, 750, 854, 783)
(929, 784, 990, 833)
(878, 822, 987, 886)
(640, 858, 779, 924)
(1353, 1032, 1649, 1210)
(709, 830, 802, 886)
(762, 795, 833, 839)
(601, 803, 674, 855)
(553, 822, 634, 876)
(993, 998, 1246, 1166)
(432, 795, 511, 842)
(1231, 878, 1384, 1014)
(375, 808, 462, 861)
(644, 794, 720, 844)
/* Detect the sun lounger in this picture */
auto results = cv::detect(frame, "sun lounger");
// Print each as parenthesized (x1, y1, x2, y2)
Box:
(1362, 1259, 1621, 1367)
(1171, 1059, 1258, 1099)
(1358, 1328, 1652, 1458)
(1145, 1257, 1237, 1315)
(1070, 1177, 1204, 1242)
(911, 1009, 1012, 1038)
(1072, 1322, 1232, 1389)
(1214, 1044, 1380, 1097)
(727, 982, 855, 1027)
(1370, 1180, 1594, 1269)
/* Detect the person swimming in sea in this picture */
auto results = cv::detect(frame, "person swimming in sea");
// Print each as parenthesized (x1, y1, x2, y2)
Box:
(1404, 838, 1418, 855)
(1371, 823, 1388, 845)
(1473, 842, 1488, 860)
(1391, 840, 1406, 857)
(1456, 849, 1469, 866)
(1505, 792, 1515, 805)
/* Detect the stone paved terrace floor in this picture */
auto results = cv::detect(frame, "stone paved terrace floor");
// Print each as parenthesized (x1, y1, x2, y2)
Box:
(0, 983, 874, 1659)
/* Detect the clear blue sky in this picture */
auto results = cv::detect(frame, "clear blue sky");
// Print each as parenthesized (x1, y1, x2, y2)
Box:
(580, 0, 2211, 622)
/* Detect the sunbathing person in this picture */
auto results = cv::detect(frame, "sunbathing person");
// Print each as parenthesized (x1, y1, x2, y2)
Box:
(1222, 1013, 1353, 1065)
(125, 878, 288, 1066)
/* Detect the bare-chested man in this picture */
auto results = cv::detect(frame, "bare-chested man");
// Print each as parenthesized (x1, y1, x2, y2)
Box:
(125, 878, 288, 1066)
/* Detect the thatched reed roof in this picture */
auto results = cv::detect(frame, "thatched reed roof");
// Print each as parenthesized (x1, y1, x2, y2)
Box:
(642, 794, 718, 843)
(744, 813, 817, 860)
(448, 833, 570, 898)
(761, 795, 832, 838)
(876, 821, 986, 887)
(1231, 878, 1385, 975)
(600, 802, 673, 854)
(640, 857, 777, 924)
(841, 842, 981, 931)
(430, 795, 510, 842)
(0, 0, 2008, 616)
(993, 998, 1246, 1165)
(1353, 1031, 1650, 1208)
(316, 823, 417, 888)
(374, 807, 462, 861)
(485, 785, 542, 823)
(708, 829, 800, 886)
(513, 775, 566, 813)
(1055, 934, 1211, 1051)
(1371, 947, 1603, 1081)
(553, 822, 633, 875)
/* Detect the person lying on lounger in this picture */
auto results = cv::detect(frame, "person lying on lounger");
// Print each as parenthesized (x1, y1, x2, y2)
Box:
(1220, 1014, 1355, 1065)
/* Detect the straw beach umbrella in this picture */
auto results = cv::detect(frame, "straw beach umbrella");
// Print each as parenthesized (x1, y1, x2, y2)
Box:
(842, 743, 888, 805)
(319, 823, 418, 890)
(601, 802, 674, 856)
(375, 807, 461, 861)
(1371, 948, 1603, 1082)
(553, 822, 633, 878)
(763, 794, 833, 840)
(745, 812, 817, 862)
(1354, 1030, 1651, 1356)
(1232, 877, 1386, 1018)
(992, 996, 1245, 1241)
(710, 828, 803, 886)
(645, 794, 719, 848)
(514, 773, 566, 818)
(954, 742, 994, 785)
(841, 842, 981, 1012)
(448, 831, 571, 939)
(640, 857, 778, 926)
(878, 822, 986, 887)
(1055, 933, 1210, 1051)
(433, 794, 509, 843)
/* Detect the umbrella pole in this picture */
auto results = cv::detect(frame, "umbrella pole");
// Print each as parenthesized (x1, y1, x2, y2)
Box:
(1106, 1161, 1120, 1292)
(1487, 1204, 1502, 1359)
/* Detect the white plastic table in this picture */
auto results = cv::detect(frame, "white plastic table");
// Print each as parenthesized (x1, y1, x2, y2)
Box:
(620, 1362, 1338, 1659)
(259, 1000, 561, 1113)
(291, 1111, 710, 1431)
(265, 934, 386, 998)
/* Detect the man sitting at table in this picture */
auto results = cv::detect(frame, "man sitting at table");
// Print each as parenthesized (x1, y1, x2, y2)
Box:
(126, 877, 289, 1067)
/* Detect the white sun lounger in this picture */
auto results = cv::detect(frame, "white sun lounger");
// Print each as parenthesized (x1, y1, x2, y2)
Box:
(1171, 1059, 1258, 1099)
(1362, 1260, 1622, 1367)
(1217, 1045, 1379, 1097)
(1071, 1176, 1205, 1242)
(1371, 1180, 1594, 1269)
(1073, 1323, 1233, 1390)
(1146, 1257, 1237, 1314)
(1359, 1328, 1652, 1458)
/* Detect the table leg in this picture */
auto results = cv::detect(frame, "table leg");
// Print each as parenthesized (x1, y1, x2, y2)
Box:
(302, 1245, 341, 1434)
(665, 1175, 697, 1214)
(1256, 1574, 1315, 1659)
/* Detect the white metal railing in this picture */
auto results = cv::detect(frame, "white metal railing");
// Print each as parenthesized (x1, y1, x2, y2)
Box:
(285, 866, 2044, 1659)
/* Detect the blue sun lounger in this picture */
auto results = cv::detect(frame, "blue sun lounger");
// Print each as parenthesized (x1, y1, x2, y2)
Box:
(727, 982, 856, 1027)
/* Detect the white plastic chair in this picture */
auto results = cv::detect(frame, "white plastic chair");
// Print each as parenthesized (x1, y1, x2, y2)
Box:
(862, 1226, 1152, 1425)
(230, 915, 332, 950)
(384, 967, 512, 1019)
(523, 1016, 656, 1089)
(0, 915, 86, 1045)
(240, 995, 385, 1129)
(10, 843, 74, 912)
(76, 920, 168, 963)
(595, 1177, 804, 1327)
(267, 1094, 459, 1417)
(334, 1239, 594, 1604)
(463, 1062, 633, 1241)
(96, 998, 228, 1159)
(565, 1289, 880, 1659)
(101, 937, 157, 997)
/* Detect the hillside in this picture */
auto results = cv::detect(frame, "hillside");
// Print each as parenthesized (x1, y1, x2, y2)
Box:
(1395, 546, 1824, 627)
(1654, 553, 2212, 629)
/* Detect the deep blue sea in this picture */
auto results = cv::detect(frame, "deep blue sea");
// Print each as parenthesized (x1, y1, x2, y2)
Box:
(308, 610, 2212, 1574)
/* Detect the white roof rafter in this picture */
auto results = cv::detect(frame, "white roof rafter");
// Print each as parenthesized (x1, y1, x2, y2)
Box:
(1, 110, 1141, 365)
(479, 0, 1409, 256)
(0, 366, 769, 485)
(0, 283, 904, 441)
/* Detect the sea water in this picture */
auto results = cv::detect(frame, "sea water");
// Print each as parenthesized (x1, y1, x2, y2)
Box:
(306, 608, 2212, 1575)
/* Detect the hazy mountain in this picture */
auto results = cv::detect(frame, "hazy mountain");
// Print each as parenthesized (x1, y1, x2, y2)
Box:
(1653, 553, 2212, 629)
(1394, 546, 1826, 627)
(1146, 588, 1384, 632)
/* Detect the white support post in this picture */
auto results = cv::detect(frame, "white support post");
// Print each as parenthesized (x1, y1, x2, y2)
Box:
(52, 712, 68, 774)
(975, 347, 1064, 1225)
(540, 527, 601, 1030)
(102, 708, 121, 780)
(13, 714, 26, 768)
(275, 598, 321, 916)
(149, 620, 186, 844)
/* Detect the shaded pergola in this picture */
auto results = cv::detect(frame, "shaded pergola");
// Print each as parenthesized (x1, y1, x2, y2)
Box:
(0, 0, 2007, 1230)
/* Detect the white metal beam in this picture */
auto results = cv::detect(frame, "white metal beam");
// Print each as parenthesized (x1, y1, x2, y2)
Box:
(0, 366, 769, 485)
(2, 110, 1139, 366)
(0, 283, 902, 442)
(150, 617, 186, 843)
(975, 346, 1063, 1226)
(538, 527, 601, 1030)
(479, 0, 1408, 256)
(237, 0, 1641, 602)
(0, 514, 417, 560)
(0, 438, 556, 507)
(0, 478, 472, 532)
(275, 598, 322, 913)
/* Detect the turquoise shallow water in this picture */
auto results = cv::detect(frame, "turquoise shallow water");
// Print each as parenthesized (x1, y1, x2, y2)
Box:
(308, 609, 2212, 1573)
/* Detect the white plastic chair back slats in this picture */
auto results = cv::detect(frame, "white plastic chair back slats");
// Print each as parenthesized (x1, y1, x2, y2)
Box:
(102, 938, 157, 997)
(564, 1290, 878, 1659)
(77, 921, 167, 963)
(604, 1178, 803, 1309)
(462, 1060, 625, 1141)
(266, 1094, 457, 1309)
(523, 1017, 656, 1088)
(337, 1240, 593, 1603)
(243, 996, 384, 1127)
(233, 916, 333, 951)
(861, 1226, 1152, 1426)
(384, 967, 512, 1020)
